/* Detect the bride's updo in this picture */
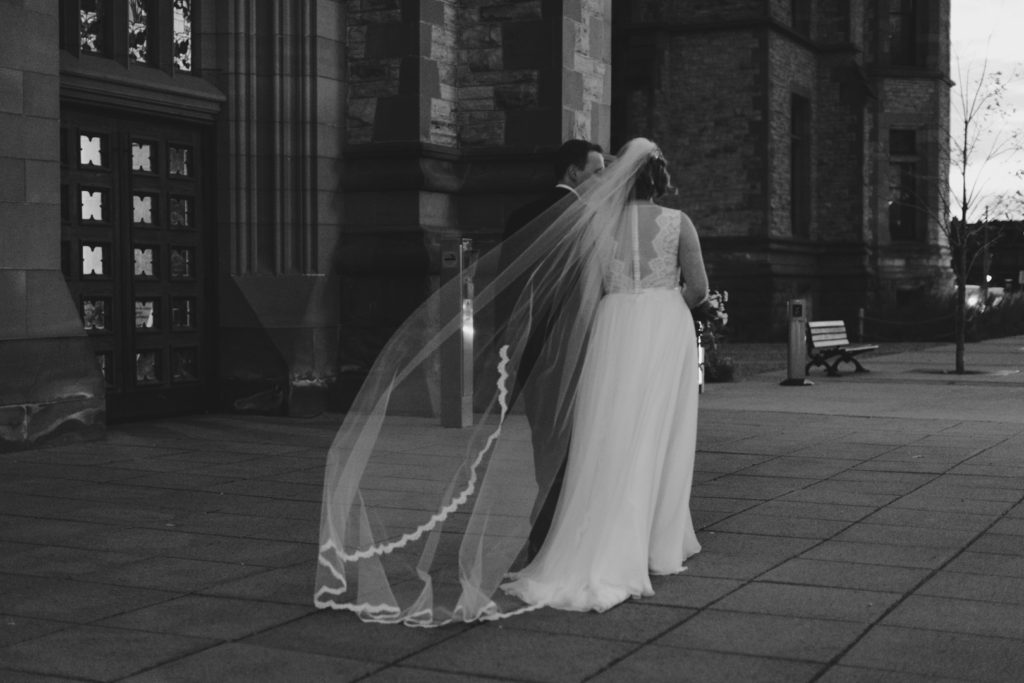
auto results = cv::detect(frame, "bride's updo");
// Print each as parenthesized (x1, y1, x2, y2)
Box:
(633, 148, 677, 200)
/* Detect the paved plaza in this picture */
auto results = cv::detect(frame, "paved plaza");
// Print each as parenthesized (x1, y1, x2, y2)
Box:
(2, 337, 1024, 682)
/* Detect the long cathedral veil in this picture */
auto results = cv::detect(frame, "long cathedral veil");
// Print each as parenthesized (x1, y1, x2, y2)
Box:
(316, 138, 663, 626)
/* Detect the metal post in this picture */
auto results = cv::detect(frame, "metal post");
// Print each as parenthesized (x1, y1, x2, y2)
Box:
(696, 324, 706, 394)
(440, 238, 474, 427)
(780, 298, 813, 386)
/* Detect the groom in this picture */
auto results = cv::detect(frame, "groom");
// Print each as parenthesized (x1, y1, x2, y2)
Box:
(503, 139, 605, 560)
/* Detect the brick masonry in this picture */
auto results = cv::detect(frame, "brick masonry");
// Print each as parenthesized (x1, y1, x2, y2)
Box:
(615, 0, 951, 338)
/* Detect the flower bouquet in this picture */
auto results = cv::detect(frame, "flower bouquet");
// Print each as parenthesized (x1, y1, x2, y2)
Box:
(692, 290, 732, 390)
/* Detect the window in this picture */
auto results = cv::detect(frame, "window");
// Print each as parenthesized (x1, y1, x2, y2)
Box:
(790, 94, 811, 237)
(60, 0, 196, 72)
(888, 0, 919, 66)
(888, 130, 920, 241)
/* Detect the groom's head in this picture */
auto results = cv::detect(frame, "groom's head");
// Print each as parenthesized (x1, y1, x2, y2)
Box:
(555, 140, 605, 188)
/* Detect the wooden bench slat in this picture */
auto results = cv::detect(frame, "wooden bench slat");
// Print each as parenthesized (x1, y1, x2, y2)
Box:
(805, 319, 877, 376)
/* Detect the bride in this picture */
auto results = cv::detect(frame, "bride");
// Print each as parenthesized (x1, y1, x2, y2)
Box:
(316, 137, 708, 624)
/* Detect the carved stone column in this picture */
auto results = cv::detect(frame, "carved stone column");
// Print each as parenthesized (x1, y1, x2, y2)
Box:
(212, 0, 343, 415)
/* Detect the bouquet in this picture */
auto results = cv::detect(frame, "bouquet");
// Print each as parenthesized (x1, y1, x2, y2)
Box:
(693, 290, 733, 384)
(692, 290, 728, 333)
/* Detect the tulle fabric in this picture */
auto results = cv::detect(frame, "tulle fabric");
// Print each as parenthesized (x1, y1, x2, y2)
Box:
(501, 287, 702, 611)
(315, 138, 685, 626)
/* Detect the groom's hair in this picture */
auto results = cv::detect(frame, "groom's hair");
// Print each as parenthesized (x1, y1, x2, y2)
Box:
(553, 140, 604, 180)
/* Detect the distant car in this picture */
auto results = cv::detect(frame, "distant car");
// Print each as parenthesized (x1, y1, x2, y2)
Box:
(965, 284, 1004, 309)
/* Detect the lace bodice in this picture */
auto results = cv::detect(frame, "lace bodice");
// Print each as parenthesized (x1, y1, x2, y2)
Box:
(604, 206, 681, 293)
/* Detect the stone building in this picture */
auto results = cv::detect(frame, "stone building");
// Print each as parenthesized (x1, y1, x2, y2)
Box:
(614, 0, 952, 337)
(0, 0, 949, 448)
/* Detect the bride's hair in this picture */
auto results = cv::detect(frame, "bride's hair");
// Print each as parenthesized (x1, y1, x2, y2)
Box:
(632, 148, 677, 200)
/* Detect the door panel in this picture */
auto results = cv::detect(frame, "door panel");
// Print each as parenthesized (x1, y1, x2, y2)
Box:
(61, 111, 213, 419)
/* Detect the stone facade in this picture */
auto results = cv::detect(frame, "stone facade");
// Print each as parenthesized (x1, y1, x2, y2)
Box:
(615, 0, 951, 338)
(0, 2, 104, 449)
(1, 0, 950, 446)
(335, 0, 613, 400)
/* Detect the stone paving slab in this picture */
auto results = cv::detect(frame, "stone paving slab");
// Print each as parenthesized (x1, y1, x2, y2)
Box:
(0, 625, 211, 681)
(120, 642, 378, 683)
(0, 335, 1023, 681)
(588, 645, 821, 683)
(655, 609, 868, 663)
(758, 557, 931, 593)
(839, 625, 1024, 681)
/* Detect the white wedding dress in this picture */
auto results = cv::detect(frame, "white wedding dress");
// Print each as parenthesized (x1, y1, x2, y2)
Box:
(502, 204, 702, 612)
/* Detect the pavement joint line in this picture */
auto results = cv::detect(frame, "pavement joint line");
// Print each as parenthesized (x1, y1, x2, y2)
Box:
(350, 620, 489, 682)
(804, 482, 1024, 681)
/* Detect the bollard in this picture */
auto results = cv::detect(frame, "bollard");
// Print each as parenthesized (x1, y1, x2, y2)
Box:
(440, 238, 475, 427)
(780, 298, 813, 386)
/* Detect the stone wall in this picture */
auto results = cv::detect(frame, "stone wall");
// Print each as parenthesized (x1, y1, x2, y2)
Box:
(649, 31, 766, 238)
(211, 0, 346, 416)
(625, 0, 765, 23)
(343, 0, 611, 151)
(0, 2, 104, 449)
(766, 33, 816, 238)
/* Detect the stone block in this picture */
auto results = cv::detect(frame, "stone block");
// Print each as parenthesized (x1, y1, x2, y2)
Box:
(0, 112, 23, 158)
(560, 67, 584, 108)
(0, 269, 28, 339)
(313, 75, 342, 122)
(26, 269, 87, 338)
(495, 83, 539, 109)
(25, 0, 59, 17)
(20, 115, 59, 161)
(315, 0, 342, 40)
(5, 15, 57, 76)
(0, 67, 23, 114)
(0, 157, 26, 202)
(25, 159, 58, 204)
(22, 70, 58, 117)
(315, 37, 343, 80)
(0, 202, 58, 270)
(460, 120, 505, 147)
(315, 123, 341, 157)
(479, 2, 544, 22)
(420, 0, 445, 25)
(347, 97, 377, 127)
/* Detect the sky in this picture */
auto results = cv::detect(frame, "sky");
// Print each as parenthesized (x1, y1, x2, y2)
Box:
(950, 0, 1024, 219)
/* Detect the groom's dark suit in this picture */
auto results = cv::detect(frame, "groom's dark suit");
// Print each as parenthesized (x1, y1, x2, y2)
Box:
(503, 184, 575, 560)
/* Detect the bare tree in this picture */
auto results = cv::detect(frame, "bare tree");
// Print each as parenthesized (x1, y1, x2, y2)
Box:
(943, 54, 1022, 372)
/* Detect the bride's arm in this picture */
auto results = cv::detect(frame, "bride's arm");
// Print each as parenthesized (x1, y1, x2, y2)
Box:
(677, 211, 709, 309)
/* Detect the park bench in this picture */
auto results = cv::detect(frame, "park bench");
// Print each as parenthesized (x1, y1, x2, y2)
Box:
(805, 320, 879, 376)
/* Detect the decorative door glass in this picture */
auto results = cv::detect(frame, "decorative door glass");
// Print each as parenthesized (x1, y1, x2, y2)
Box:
(61, 113, 208, 416)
